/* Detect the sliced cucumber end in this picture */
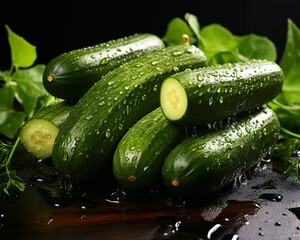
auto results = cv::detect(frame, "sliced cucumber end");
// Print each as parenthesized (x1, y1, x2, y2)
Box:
(160, 77, 187, 121)
(19, 119, 59, 159)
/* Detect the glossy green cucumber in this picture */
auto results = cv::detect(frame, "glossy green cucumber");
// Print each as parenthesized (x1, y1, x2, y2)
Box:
(52, 44, 207, 182)
(112, 107, 186, 194)
(160, 59, 284, 125)
(43, 33, 165, 101)
(162, 106, 281, 197)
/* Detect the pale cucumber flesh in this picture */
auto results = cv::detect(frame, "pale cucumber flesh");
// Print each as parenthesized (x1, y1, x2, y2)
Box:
(19, 119, 59, 159)
(160, 77, 187, 121)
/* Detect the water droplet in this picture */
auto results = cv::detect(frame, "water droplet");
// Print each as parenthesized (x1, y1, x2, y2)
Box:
(259, 193, 283, 202)
(172, 50, 182, 56)
(105, 129, 111, 138)
(263, 128, 267, 135)
(100, 58, 109, 65)
(219, 96, 224, 103)
(62, 153, 68, 161)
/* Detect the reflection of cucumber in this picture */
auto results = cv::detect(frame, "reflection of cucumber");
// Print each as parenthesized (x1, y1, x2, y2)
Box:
(43, 33, 165, 100)
(162, 106, 280, 197)
(52, 45, 207, 182)
(160, 59, 284, 125)
(19, 101, 74, 159)
(113, 107, 186, 194)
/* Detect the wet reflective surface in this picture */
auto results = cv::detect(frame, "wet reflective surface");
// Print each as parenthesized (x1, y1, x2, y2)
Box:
(1, 156, 300, 240)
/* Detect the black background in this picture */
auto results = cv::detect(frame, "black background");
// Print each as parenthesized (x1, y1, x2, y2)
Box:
(0, 0, 299, 70)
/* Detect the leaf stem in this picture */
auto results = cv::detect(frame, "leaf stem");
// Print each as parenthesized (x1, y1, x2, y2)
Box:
(6, 137, 20, 171)
(281, 127, 300, 139)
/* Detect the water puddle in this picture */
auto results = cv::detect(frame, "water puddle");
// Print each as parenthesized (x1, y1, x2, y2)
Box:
(152, 200, 260, 239)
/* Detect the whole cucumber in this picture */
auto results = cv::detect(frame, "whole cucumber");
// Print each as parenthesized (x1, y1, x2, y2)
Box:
(43, 33, 165, 101)
(162, 106, 281, 197)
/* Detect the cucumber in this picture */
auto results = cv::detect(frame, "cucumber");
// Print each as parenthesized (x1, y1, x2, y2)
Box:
(161, 106, 281, 197)
(160, 59, 284, 125)
(19, 101, 74, 159)
(52, 44, 207, 182)
(112, 107, 186, 194)
(43, 33, 165, 101)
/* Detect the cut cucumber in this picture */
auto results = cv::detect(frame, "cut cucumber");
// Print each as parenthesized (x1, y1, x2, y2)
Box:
(19, 119, 59, 159)
(160, 77, 188, 121)
(19, 101, 74, 159)
(160, 59, 284, 125)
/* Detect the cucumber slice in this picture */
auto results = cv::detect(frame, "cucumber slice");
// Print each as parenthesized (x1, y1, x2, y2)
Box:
(160, 59, 284, 125)
(160, 77, 187, 121)
(19, 101, 74, 159)
(19, 119, 59, 159)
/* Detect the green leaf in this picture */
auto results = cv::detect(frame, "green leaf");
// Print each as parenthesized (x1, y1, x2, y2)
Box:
(184, 13, 205, 49)
(235, 34, 277, 61)
(7, 170, 26, 192)
(13, 64, 46, 117)
(200, 23, 239, 64)
(5, 25, 37, 69)
(279, 65, 300, 104)
(277, 18, 300, 103)
(268, 100, 300, 135)
(162, 17, 196, 46)
(279, 18, 300, 74)
(0, 87, 25, 138)
(0, 138, 25, 199)
(267, 18, 300, 138)
(273, 137, 300, 162)
(208, 51, 241, 65)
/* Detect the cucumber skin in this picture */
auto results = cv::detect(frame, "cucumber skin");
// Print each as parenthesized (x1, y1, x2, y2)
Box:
(161, 59, 284, 125)
(52, 45, 208, 182)
(112, 107, 186, 194)
(161, 106, 280, 197)
(33, 101, 74, 127)
(43, 33, 165, 101)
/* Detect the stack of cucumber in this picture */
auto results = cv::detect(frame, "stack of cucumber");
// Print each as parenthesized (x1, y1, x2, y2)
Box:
(19, 32, 284, 198)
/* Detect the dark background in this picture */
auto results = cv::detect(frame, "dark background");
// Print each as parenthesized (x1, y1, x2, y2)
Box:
(0, 0, 299, 70)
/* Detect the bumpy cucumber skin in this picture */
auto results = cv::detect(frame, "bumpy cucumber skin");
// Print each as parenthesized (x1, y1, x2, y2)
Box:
(33, 101, 74, 127)
(161, 106, 280, 197)
(112, 107, 186, 194)
(52, 45, 207, 182)
(161, 59, 284, 125)
(43, 33, 165, 101)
